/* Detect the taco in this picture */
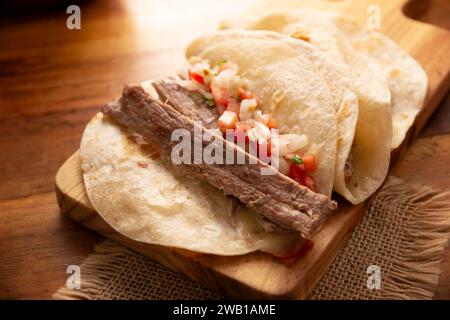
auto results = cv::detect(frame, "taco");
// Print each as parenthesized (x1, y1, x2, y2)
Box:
(190, 28, 392, 204)
(79, 11, 426, 257)
(81, 32, 341, 256)
(223, 8, 427, 149)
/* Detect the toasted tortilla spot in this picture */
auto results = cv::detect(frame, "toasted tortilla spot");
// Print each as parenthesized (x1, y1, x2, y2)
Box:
(290, 28, 311, 42)
(334, 16, 359, 33)
(137, 161, 148, 169)
(390, 69, 401, 79)
(337, 100, 351, 120)
(353, 36, 384, 54)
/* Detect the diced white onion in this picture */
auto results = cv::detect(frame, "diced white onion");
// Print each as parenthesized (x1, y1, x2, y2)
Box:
(188, 56, 202, 65)
(177, 66, 190, 79)
(238, 119, 257, 127)
(190, 60, 211, 76)
(218, 61, 239, 77)
(214, 69, 238, 89)
(177, 80, 199, 91)
(240, 98, 258, 113)
(218, 111, 238, 131)
(248, 122, 271, 143)
(239, 112, 254, 121)
(198, 88, 213, 100)
(211, 65, 220, 75)
(305, 142, 321, 157)
(253, 110, 263, 122)
(176, 80, 212, 100)
(277, 134, 309, 156)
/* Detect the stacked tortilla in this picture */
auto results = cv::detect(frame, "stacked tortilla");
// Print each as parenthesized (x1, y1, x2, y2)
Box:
(80, 9, 427, 256)
(217, 8, 427, 203)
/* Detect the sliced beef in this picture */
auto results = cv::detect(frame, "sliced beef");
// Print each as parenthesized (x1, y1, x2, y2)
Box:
(103, 84, 337, 238)
(153, 80, 327, 235)
(153, 79, 219, 129)
(256, 215, 292, 234)
(155, 80, 291, 234)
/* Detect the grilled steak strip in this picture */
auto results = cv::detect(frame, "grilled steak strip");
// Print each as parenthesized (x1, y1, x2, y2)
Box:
(154, 79, 291, 234)
(153, 79, 219, 129)
(104, 84, 337, 238)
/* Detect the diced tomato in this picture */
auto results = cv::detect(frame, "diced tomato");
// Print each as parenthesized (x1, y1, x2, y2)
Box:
(267, 115, 277, 129)
(211, 84, 230, 109)
(189, 71, 204, 84)
(260, 114, 277, 129)
(258, 141, 271, 161)
(235, 122, 252, 132)
(238, 88, 254, 100)
(247, 138, 259, 157)
(278, 240, 314, 267)
(304, 175, 316, 192)
(302, 155, 317, 172)
(234, 129, 249, 145)
(265, 142, 272, 158)
(218, 111, 238, 134)
(234, 123, 252, 145)
(288, 163, 306, 185)
(215, 103, 225, 115)
(227, 99, 241, 114)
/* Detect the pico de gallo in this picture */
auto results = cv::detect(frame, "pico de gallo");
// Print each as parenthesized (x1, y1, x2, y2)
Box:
(177, 57, 319, 192)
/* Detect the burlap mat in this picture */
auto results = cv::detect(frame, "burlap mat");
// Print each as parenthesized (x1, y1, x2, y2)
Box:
(54, 177, 450, 300)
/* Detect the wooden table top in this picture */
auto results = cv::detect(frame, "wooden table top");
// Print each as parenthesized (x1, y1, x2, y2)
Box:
(0, 0, 449, 299)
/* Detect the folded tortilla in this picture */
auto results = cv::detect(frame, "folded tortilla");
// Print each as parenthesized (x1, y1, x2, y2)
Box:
(103, 84, 337, 238)
(187, 28, 392, 204)
(223, 8, 427, 149)
(331, 13, 428, 149)
(186, 30, 338, 197)
(81, 32, 342, 254)
(81, 113, 303, 256)
(79, 9, 426, 255)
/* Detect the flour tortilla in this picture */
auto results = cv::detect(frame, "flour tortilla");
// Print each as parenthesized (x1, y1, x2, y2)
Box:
(223, 7, 427, 149)
(80, 32, 341, 255)
(186, 30, 339, 197)
(198, 28, 391, 204)
(81, 113, 302, 256)
(331, 14, 428, 149)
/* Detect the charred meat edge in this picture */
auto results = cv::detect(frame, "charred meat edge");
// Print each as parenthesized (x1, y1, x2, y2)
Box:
(103, 84, 337, 238)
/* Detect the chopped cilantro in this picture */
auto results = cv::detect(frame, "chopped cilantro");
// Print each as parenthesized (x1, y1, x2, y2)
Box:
(206, 98, 215, 107)
(217, 59, 228, 66)
(190, 92, 203, 100)
(291, 155, 304, 165)
(190, 92, 215, 107)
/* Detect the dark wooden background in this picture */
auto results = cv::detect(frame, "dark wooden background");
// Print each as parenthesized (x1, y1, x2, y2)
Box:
(0, 0, 449, 299)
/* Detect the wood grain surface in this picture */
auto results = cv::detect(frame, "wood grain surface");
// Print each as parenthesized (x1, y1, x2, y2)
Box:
(0, 0, 449, 299)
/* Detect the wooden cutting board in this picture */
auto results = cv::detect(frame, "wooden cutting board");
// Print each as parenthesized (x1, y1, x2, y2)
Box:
(55, 0, 450, 299)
